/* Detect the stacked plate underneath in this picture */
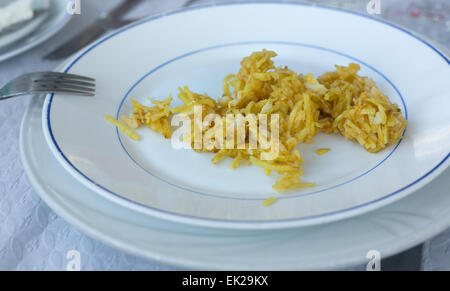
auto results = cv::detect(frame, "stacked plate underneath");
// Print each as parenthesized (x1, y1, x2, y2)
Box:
(20, 2, 450, 270)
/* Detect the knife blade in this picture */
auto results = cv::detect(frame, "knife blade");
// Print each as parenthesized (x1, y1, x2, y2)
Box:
(44, 0, 144, 60)
(107, 0, 144, 22)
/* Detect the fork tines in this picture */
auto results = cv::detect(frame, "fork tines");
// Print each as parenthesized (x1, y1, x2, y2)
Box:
(33, 72, 96, 96)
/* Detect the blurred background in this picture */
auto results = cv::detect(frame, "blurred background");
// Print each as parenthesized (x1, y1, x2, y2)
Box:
(0, 0, 448, 270)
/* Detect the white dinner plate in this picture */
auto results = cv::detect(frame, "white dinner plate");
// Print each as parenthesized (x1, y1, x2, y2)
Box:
(0, 0, 71, 62)
(42, 2, 450, 229)
(22, 94, 450, 270)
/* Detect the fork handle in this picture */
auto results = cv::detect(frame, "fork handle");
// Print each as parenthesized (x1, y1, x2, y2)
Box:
(0, 84, 18, 100)
(0, 84, 31, 100)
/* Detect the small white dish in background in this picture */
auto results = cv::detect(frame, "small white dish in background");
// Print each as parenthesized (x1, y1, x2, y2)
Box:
(43, 2, 450, 229)
(0, 0, 34, 33)
(0, 0, 71, 62)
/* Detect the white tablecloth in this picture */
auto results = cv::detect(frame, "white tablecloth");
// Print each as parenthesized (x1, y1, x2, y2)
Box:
(0, 0, 448, 270)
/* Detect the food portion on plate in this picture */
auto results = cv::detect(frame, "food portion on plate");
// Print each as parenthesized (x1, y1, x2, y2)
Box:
(110, 50, 407, 193)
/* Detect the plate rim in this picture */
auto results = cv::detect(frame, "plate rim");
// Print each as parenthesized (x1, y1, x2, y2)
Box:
(42, 0, 450, 230)
(22, 93, 450, 270)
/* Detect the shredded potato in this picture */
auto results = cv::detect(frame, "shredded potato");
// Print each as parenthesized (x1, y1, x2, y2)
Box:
(318, 64, 407, 152)
(105, 115, 140, 141)
(316, 148, 331, 156)
(120, 50, 407, 193)
(262, 197, 277, 207)
(125, 97, 172, 139)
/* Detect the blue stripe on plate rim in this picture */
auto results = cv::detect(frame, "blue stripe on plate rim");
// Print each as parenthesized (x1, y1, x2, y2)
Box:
(44, 1, 450, 224)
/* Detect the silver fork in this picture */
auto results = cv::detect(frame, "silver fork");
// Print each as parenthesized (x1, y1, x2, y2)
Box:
(0, 72, 95, 100)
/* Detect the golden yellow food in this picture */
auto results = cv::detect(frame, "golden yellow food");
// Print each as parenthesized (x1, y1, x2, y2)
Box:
(121, 50, 407, 193)
(262, 197, 277, 207)
(316, 148, 331, 156)
(105, 115, 140, 141)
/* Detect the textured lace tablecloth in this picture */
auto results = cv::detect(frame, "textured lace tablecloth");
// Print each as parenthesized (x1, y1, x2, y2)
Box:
(0, 0, 448, 270)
